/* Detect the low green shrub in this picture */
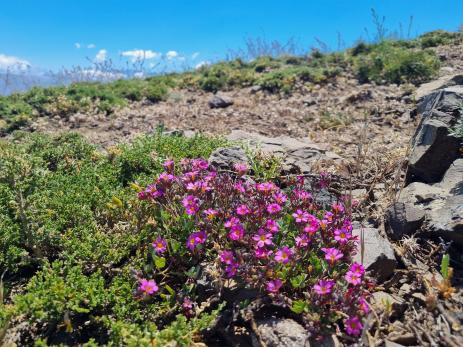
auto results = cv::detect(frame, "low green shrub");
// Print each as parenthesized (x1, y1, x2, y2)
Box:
(355, 41, 440, 84)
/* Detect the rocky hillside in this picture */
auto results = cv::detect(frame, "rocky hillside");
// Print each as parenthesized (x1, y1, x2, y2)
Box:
(0, 30, 462, 346)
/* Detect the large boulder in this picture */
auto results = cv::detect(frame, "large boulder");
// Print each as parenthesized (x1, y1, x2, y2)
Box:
(227, 130, 342, 174)
(407, 88, 462, 184)
(390, 85, 463, 247)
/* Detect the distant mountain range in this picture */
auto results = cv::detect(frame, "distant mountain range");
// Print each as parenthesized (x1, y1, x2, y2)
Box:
(0, 71, 56, 95)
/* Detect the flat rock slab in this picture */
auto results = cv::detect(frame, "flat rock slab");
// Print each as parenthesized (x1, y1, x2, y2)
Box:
(227, 130, 342, 173)
(415, 73, 463, 100)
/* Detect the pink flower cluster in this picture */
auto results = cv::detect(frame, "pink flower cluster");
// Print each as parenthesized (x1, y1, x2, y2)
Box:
(136, 158, 371, 337)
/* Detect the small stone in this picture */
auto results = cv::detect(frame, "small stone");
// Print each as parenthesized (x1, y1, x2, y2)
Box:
(303, 98, 317, 106)
(249, 85, 262, 94)
(253, 318, 310, 347)
(372, 291, 407, 316)
(208, 95, 234, 109)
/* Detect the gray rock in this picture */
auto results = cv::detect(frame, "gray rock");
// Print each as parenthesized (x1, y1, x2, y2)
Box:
(303, 98, 317, 106)
(253, 318, 310, 347)
(398, 182, 448, 205)
(209, 146, 248, 171)
(208, 95, 234, 108)
(407, 88, 462, 183)
(415, 73, 463, 100)
(436, 158, 463, 195)
(249, 85, 262, 94)
(385, 202, 426, 240)
(372, 291, 407, 317)
(352, 226, 397, 282)
(428, 195, 463, 246)
(227, 130, 342, 174)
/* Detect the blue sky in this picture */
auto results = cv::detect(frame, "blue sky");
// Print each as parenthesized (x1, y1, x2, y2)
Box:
(1, 0, 462, 72)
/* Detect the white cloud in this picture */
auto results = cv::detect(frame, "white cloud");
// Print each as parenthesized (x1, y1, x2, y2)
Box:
(87, 43, 96, 49)
(95, 49, 107, 62)
(75, 42, 81, 49)
(166, 50, 178, 59)
(0, 54, 30, 70)
(195, 61, 210, 69)
(121, 49, 160, 62)
(191, 52, 200, 59)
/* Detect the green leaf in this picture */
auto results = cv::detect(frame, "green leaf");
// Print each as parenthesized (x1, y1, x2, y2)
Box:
(154, 256, 166, 270)
(165, 284, 175, 296)
(291, 300, 307, 314)
(441, 253, 450, 280)
(290, 274, 307, 288)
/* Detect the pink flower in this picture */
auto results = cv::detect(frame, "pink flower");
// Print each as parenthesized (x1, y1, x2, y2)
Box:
(256, 182, 276, 194)
(228, 224, 245, 240)
(158, 172, 175, 185)
(152, 237, 167, 254)
(145, 184, 164, 198)
(313, 279, 335, 295)
(334, 228, 351, 244)
(225, 263, 238, 278)
(295, 234, 310, 248)
(236, 204, 251, 216)
(138, 191, 148, 200)
(273, 192, 287, 204)
(252, 229, 273, 248)
(345, 271, 362, 285)
(194, 230, 207, 244)
(359, 297, 369, 314)
(332, 202, 345, 214)
(303, 215, 320, 235)
(186, 233, 198, 251)
(182, 195, 200, 215)
(274, 246, 293, 264)
(321, 247, 343, 264)
(182, 297, 193, 310)
(163, 159, 175, 172)
(265, 219, 279, 233)
(234, 182, 246, 193)
(192, 159, 209, 171)
(233, 163, 248, 176)
(139, 279, 159, 295)
(349, 263, 365, 275)
(186, 231, 207, 251)
(293, 189, 312, 202)
(203, 208, 218, 221)
(183, 171, 199, 183)
(267, 279, 283, 293)
(219, 250, 235, 264)
(292, 209, 310, 223)
(345, 316, 363, 336)
(224, 217, 240, 228)
(266, 203, 282, 215)
(254, 247, 272, 259)
(323, 211, 334, 223)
